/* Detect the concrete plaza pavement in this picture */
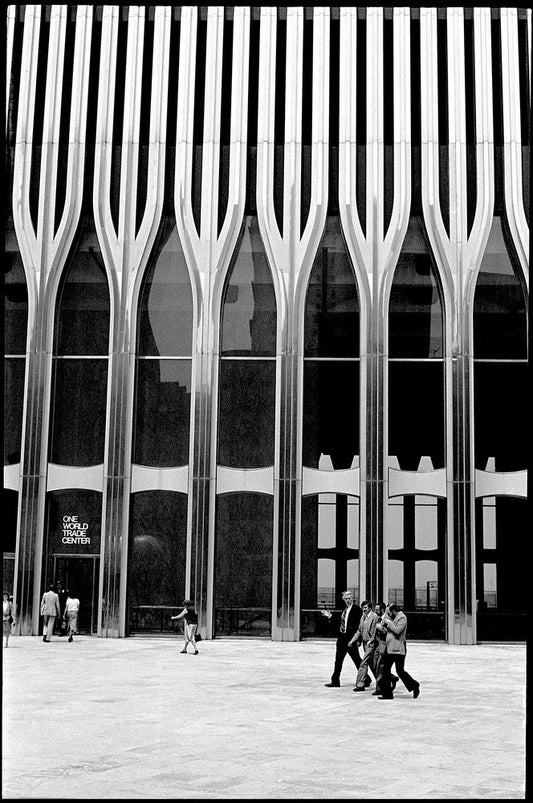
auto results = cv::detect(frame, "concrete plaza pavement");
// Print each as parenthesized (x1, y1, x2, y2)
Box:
(2, 635, 526, 799)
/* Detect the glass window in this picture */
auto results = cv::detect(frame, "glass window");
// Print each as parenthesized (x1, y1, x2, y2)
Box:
(55, 218, 110, 356)
(128, 491, 188, 633)
(49, 360, 108, 466)
(388, 362, 445, 470)
(214, 492, 273, 636)
(303, 361, 359, 470)
(218, 360, 276, 468)
(473, 217, 527, 360)
(304, 216, 359, 358)
(221, 217, 277, 357)
(389, 216, 443, 358)
(133, 360, 191, 467)
(4, 222, 28, 355)
(138, 220, 193, 357)
(4, 358, 25, 465)
(474, 363, 528, 472)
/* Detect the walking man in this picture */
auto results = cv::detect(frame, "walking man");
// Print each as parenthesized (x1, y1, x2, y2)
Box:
(322, 590, 365, 688)
(40, 583, 60, 642)
(377, 603, 420, 700)
(352, 600, 379, 691)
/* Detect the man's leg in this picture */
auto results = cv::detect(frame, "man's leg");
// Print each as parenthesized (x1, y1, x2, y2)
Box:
(330, 636, 349, 684)
(378, 653, 394, 697)
(394, 654, 420, 694)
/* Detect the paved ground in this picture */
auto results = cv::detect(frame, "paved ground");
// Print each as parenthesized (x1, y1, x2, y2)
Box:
(2, 636, 526, 799)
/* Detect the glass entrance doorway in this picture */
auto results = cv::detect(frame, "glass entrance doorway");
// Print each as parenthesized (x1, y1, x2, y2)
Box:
(53, 556, 99, 634)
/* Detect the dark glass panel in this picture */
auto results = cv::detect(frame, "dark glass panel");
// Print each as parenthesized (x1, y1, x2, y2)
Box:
(214, 492, 273, 636)
(388, 362, 445, 470)
(4, 358, 25, 465)
(474, 362, 528, 472)
(133, 359, 191, 467)
(473, 217, 527, 359)
(4, 222, 28, 355)
(304, 217, 359, 357)
(49, 359, 107, 465)
(137, 220, 193, 357)
(2, 489, 18, 553)
(128, 491, 188, 633)
(218, 360, 275, 468)
(303, 361, 359, 469)
(221, 217, 277, 357)
(55, 219, 110, 356)
(475, 496, 527, 640)
(389, 217, 444, 358)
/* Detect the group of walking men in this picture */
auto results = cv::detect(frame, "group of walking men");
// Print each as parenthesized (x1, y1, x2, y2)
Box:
(322, 590, 420, 700)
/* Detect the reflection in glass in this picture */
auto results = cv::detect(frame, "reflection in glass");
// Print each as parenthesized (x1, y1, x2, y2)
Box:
(55, 218, 110, 356)
(303, 361, 359, 470)
(214, 493, 273, 637)
(389, 217, 443, 358)
(474, 217, 527, 359)
(49, 360, 108, 465)
(218, 360, 275, 468)
(4, 222, 28, 355)
(304, 217, 359, 357)
(221, 217, 276, 357)
(4, 358, 25, 465)
(133, 360, 191, 467)
(128, 491, 187, 633)
(138, 220, 193, 357)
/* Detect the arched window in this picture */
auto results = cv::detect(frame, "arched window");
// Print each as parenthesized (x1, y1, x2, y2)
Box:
(49, 217, 110, 466)
(215, 217, 277, 636)
(387, 217, 446, 636)
(301, 217, 360, 626)
(473, 217, 528, 638)
(133, 217, 193, 467)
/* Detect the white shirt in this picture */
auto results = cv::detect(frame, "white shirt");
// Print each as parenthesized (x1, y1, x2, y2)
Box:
(65, 597, 80, 613)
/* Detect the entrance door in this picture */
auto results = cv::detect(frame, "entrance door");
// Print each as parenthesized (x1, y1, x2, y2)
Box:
(54, 556, 99, 634)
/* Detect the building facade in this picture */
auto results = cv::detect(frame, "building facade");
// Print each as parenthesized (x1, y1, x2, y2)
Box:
(4, 6, 530, 643)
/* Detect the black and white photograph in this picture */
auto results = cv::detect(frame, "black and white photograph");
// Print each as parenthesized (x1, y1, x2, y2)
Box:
(3, 4, 528, 799)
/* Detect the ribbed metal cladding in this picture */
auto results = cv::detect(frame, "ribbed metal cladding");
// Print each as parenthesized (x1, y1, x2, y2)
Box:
(6, 7, 529, 642)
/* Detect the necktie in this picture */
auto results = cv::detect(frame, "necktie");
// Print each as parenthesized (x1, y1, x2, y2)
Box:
(340, 608, 347, 633)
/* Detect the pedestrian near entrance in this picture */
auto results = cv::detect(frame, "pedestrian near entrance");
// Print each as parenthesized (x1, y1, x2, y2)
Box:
(322, 590, 364, 687)
(64, 592, 80, 642)
(352, 600, 379, 691)
(40, 584, 60, 642)
(171, 600, 199, 654)
(377, 604, 420, 700)
(3, 592, 16, 648)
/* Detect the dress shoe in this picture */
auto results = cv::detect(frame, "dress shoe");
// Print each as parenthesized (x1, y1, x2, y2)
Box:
(364, 677, 372, 687)
(371, 691, 380, 696)
(413, 683, 420, 699)
(68, 635, 73, 643)
(353, 687, 365, 692)
(377, 695, 394, 699)
(42, 636, 47, 642)
(324, 682, 340, 687)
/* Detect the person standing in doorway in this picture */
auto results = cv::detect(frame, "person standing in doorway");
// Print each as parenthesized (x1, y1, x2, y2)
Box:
(377, 603, 420, 700)
(322, 590, 364, 688)
(351, 600, 379, 692)
(171, 600, 199, 654)
(64, 591, 80, 643)
(40, 584, 60, 642)
(3, 592, 16, 648)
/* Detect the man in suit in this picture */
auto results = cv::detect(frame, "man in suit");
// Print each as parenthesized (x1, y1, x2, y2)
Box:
(40, 583, 61, 642)
(351, 600, 379, 691)
(322, 590, 368, 688)
(377, 603, 420, 699)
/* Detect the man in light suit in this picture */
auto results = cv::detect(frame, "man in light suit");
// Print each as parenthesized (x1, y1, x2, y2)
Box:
(377, 603, 420, 699)
(322, 590, 368, 688)
(351, 600, 379, 691)
(40, 584, 61, 642)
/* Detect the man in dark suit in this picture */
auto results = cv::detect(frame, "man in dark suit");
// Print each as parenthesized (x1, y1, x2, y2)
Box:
(322, 590, 368, 688)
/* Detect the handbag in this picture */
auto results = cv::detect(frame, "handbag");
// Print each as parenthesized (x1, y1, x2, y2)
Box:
(8, 615, 13, 624)
(61, 619, 67, 630)
(194, 632, 202, 642)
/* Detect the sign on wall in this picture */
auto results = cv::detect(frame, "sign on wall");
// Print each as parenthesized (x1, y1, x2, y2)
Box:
(46, 490, 102, 555)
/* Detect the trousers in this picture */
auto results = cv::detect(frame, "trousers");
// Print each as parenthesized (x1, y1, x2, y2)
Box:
(331, 633, 361, 683)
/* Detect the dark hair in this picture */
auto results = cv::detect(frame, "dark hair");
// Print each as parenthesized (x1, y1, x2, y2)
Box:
(361, 600, 372, 608)
(378, 601, 387, 610)
(49, 583, 56, 591)
(182, 599, 192, 607)
(388, 603, 399, 613)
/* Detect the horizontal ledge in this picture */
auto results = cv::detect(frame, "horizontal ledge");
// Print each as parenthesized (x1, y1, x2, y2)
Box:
(302, 466, 360, 497)
(388, 467, 447, 498)
(131, 464, 189, 494)
(217, 466, 274, 495)
(475, 469, 527, 499)
(47, 464, 104, 492)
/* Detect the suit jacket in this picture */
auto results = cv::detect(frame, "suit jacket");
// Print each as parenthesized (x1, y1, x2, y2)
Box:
(384, 610, 408, 655)
(356, 610, 379, 644)
(339, 603, 363, 640)
(41, 590, 60, 617)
